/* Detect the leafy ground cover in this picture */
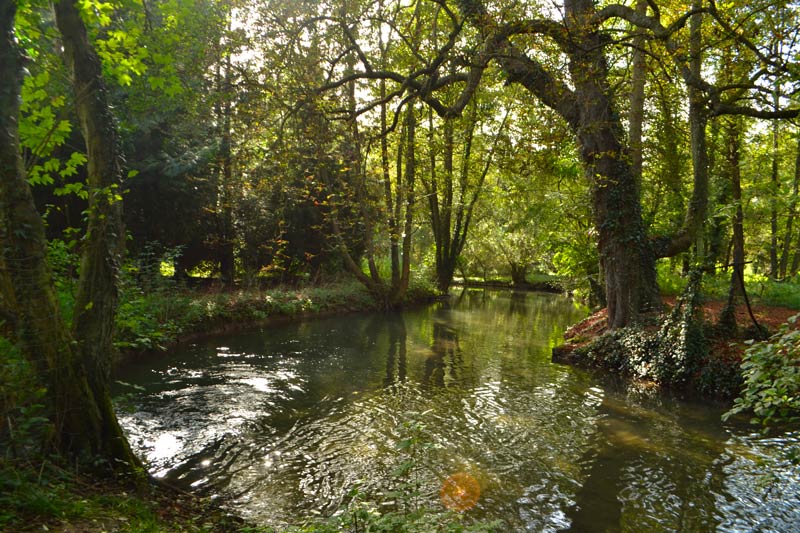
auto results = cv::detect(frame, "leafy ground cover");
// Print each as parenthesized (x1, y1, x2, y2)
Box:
(113, 280, 386, 353)
(556, 294, 800, 402)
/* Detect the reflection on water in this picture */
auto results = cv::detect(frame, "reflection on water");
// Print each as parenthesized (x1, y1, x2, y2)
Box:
(116, 290, 800, 530)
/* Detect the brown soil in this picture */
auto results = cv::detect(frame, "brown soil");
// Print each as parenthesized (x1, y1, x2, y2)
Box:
(562, 299, 799, 365)
(667, 297, 798, 331)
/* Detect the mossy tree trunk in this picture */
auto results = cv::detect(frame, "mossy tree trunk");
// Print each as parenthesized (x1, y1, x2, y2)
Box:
(55, 0, 140, 468)
(778, 131, 800, 278)
(1, 0, 79, 450)
(509, 262, 528, 287)
(2, 1, 139, 469)
(486, 0, 662, 328)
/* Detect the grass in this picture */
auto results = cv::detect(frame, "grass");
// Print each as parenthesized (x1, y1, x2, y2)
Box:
(657, 264, 800, 310)
(0, 459, 249, 532)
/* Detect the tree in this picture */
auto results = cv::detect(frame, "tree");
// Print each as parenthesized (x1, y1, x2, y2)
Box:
(422, 95, 507, 293)
(0, 0, 139, 469)
(717, 115, 747, 333)
(321, 0, 799, 327)
(783, 132, 800, 277)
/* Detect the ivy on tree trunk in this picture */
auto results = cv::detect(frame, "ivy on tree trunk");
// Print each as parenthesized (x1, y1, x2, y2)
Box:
(2, 0, 140, 468)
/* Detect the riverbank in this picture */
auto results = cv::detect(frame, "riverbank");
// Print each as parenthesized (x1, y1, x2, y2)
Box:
(453, 274, 565, 293)
(0, 462, 247, 532)
(114, 279, 438, 358)
(6, 283, 794, 531)
(552, 298, 800, 399)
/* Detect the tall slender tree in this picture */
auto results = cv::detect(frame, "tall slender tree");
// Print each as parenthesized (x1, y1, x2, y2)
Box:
(779, 132, 800, 278)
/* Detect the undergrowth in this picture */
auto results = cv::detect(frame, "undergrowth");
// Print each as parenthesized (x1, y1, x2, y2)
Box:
(113, 279, 383, 352)
(724, 314, 800, 429)
(657, 264, 800, 309)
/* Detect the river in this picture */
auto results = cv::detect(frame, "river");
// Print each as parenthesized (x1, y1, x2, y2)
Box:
(116, 289, 800, 531)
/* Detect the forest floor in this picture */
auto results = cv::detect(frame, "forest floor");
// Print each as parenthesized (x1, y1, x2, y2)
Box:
(1, 469, 250, 532)
(564, 298, 798, 349)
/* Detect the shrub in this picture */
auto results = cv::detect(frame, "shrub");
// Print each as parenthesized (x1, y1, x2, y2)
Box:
(724, 314, 800, 429)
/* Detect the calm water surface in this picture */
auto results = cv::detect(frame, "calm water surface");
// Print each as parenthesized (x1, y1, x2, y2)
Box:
(116, 290, 800, 531)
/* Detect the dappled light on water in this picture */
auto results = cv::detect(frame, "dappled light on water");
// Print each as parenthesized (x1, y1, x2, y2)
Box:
(116, 290, 800, 531)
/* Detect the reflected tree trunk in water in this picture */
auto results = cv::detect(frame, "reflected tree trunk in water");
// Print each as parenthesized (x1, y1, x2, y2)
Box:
(424, 311, 462, 388)
(384, 313, 407, 387)
(509, 291, 529, 316)
(562, 422, 624, 532)
(564, 395, 727, 531)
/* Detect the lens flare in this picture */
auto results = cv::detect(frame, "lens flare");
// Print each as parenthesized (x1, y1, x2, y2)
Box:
(440, 472, 480, 512)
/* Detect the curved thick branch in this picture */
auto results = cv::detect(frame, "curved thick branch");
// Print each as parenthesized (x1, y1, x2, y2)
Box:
(494, 46, 579, 129)
(499, 19, 571, 49)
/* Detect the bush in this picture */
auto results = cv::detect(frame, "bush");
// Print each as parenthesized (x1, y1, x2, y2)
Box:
(724, 314, 800, 429)
(113, 281, 384, 352)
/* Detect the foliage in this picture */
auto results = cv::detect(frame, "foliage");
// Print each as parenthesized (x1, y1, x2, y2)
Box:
(0, 458, 242, 531)
(574, 271, 708, 388)
(658, 266, 800, 310)
(114, 280, 392, 352)
(0, 337, 50, 460)
(724, 315, 800, 429)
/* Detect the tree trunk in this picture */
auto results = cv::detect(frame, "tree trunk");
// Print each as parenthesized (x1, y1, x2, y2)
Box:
(567, 0, 659, 328)
(650, 0, 709, 261)
(393, 105, 416, 304)
(493, 0, 660, 328)
(53, 0, 141, 467)
(706, 117, 730, 269)
(381, 87, 400, 289)
(778, 131, 800, 278)
(718, 119, 745, 333)
(218, 50, 235, 286)
(426, 101, 502, 294)
(769, 89, 780, 278)
(1, 0, 78, 446)
(792, 239, 800, 276)
(510, 262, 528, 287)
(628, 0, 647, 190)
